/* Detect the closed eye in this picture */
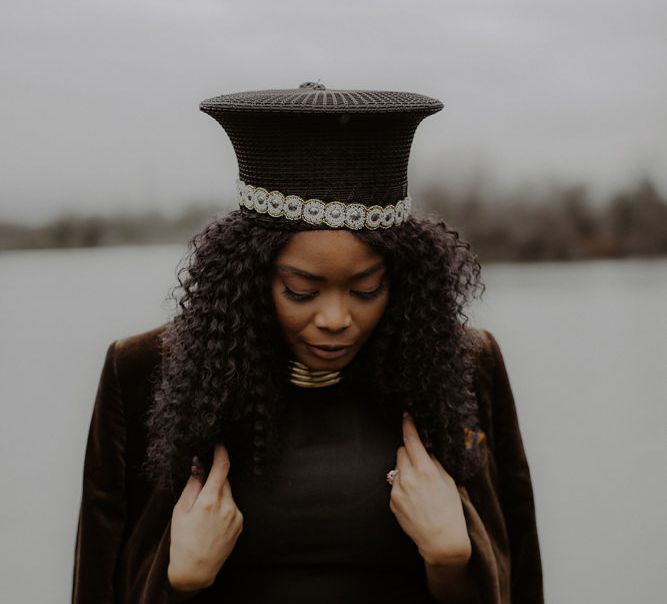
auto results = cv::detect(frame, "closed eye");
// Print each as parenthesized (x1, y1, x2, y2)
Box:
(351, 281, 387, 299)
(282, 281, 387, 302)
(282, 286, 317, 302)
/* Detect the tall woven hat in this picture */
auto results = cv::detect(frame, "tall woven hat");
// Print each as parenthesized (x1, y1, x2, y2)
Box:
(199, 81, 443, 231)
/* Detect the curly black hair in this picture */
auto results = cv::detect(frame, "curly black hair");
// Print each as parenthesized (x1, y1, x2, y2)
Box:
(142, 209, 486, 496)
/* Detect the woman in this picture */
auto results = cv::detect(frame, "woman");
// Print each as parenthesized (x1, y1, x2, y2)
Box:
(71, 83, 543, 603)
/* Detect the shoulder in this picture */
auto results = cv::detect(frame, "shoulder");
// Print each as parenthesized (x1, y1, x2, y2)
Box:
(113, 322, 169, 368)
(462, 325, 502, 379)
(462, 326, 511, 439)
(96, 322, 173, 454)
(108, 321, 171, 398)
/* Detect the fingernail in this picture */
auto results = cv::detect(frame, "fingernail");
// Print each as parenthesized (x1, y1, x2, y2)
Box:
(403, 411, 409, 418)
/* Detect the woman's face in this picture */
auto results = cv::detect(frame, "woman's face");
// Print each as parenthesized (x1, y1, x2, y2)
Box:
(271, 230, 390, 371)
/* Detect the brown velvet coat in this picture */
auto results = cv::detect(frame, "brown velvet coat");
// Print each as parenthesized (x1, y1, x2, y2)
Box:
(71, 324, 544, 603)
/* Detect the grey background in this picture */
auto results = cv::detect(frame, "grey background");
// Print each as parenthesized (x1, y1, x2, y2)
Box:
(2, 0, 666, 223)
(1, 1, 666, 603)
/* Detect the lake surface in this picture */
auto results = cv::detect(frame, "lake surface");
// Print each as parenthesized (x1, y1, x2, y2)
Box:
(1, 245, 665, 603)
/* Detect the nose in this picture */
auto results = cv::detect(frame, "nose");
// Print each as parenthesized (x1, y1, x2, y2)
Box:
(313, 293, 352, 332)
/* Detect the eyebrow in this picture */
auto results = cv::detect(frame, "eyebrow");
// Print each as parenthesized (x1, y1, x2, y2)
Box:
(276, 260, 385, 282)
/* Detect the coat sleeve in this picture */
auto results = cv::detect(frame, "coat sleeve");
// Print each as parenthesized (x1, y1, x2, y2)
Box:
(71, 340, 127, 603)
(481, 329, 544, 603)
(459, 328, 545, 603)
(72, 340, 201, 603)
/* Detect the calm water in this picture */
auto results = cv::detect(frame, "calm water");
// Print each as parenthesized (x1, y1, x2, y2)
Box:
(1, 245, 665, 604)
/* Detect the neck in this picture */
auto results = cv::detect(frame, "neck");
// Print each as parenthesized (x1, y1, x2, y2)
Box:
(288, 359, 342, 388)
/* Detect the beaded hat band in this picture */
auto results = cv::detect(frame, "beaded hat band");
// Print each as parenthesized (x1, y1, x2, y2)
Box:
(237, 179, 412, 230)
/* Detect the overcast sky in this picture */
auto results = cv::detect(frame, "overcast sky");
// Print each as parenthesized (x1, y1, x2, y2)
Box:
(2, 0, 666, 224)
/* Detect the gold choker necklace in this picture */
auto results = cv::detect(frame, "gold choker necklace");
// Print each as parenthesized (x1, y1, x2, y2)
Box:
(288, 360, 342, 388)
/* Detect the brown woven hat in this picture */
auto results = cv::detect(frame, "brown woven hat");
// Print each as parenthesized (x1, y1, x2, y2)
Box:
(200, 82, 443, 230)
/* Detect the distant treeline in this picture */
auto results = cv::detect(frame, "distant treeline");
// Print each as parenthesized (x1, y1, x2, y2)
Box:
(423, 178, 667, 262)
(1, 179, 666, 262)
(0, 206, 222, 252)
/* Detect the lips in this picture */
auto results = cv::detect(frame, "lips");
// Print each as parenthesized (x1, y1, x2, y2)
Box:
(305, 342, 354, 360)
(308, 343, 353, 351)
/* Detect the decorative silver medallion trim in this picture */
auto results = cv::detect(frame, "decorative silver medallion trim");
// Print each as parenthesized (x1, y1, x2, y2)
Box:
(236, 179, 411, 229)
(324, 201, 346, 227)
(365, 205, 384, 230)
(267, 191, 285, 217)
(303, 199, 326, 224)
(284, 195, 303, 220)
(243, 184, 255, 210)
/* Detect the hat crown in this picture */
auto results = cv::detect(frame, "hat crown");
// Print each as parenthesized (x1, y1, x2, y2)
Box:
(200, 82, 443, 115)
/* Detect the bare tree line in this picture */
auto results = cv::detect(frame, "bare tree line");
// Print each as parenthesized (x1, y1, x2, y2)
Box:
(1, 179, 666, 262)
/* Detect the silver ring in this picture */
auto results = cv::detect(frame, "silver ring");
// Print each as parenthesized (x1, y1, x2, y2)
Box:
(386, 469, 399, 485)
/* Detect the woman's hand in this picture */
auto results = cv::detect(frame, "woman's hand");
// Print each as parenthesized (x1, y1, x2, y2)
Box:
(389, 413, 472, 566)
(167, 443, 244, 592)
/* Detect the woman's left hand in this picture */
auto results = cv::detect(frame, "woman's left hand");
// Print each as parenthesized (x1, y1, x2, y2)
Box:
(389, 413, 472, 566)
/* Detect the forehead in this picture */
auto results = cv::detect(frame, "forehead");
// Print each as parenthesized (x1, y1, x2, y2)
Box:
(275, 230, 383, 274)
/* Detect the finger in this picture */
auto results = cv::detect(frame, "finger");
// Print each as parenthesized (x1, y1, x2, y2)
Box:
(200, 443, 231, 499)
(179, 471, 204, 511)
(219, 474, 239, 510)
(402, 413, 433, 470)
(389, 447, 412, 508)
(391, 446, 412, 492)
(395, 445, 412, 475)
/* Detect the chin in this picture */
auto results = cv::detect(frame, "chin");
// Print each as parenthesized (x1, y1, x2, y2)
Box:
(307, 358, 350, 372)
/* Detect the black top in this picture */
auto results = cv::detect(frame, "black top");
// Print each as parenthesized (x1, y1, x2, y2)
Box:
(210, 377, 437, 603)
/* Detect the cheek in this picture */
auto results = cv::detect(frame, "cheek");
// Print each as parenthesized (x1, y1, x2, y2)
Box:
(358, 293, 390, 333)
(271, 284, 310, 336)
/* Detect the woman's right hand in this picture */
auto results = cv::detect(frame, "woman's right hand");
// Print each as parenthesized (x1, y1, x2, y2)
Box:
(167, 443, 244, 592)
